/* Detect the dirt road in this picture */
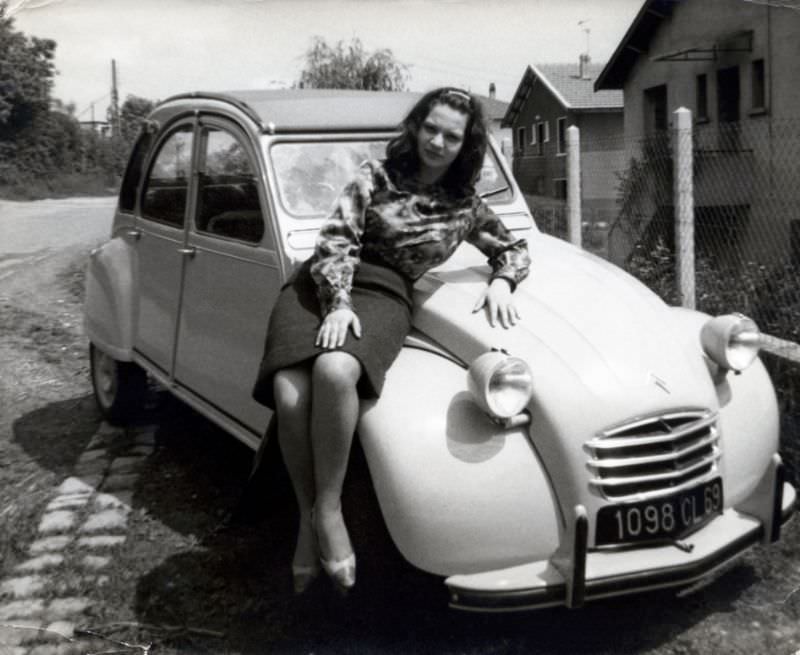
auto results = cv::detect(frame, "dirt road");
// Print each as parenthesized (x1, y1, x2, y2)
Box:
(1, 198, 800, 654)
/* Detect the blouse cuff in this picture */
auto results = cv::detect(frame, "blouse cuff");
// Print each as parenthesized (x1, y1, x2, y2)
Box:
(321, 288, 355, 316)
(489, 273, 517, 293)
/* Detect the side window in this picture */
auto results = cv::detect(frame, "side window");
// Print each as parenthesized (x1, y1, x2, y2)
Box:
(696, 74, 709, 121)
(195, 127, 265, 244)
(717, 66, 740, 123)
(536, 122, 548, 155)
(751, 59, 765, 111)
(119, 130, 154, 213)
(644, 84, 668, 134)
(557, 117, 567, 154)
(141, 126, 194, 227)
(516, 127, 526, 151)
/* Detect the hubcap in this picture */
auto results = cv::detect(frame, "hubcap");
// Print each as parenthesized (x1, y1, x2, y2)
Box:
(92, 348, 118, 409)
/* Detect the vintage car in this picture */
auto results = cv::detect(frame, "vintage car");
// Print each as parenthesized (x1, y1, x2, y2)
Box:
(84, 89, 795, 611)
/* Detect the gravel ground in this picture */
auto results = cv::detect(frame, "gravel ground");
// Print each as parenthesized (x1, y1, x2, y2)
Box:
(1, 201, 800, 654)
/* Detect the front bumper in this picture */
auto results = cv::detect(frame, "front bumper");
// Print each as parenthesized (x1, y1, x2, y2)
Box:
(446, 477, 795, 612)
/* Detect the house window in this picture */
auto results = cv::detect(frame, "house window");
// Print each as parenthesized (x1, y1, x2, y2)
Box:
(751, 59, 765, 111)
(557, 117, 567, 154)
(717, 65, 740, 122)
(644, 84, 668, 134)
(554, 179, 567, 200)
(536, 122, 549, 155)
(516, 126, 526, 151)
(696, 74, 708, 121)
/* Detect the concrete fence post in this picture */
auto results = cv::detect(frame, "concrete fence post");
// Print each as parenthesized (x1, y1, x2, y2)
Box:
(566, 125, 582, 248)
(673, 107, 695, 309)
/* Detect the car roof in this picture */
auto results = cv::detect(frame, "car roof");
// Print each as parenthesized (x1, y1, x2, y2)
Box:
(156, 89, 422, 133)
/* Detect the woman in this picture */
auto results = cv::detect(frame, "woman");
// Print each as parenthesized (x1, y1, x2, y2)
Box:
(252, 87, 530, 595)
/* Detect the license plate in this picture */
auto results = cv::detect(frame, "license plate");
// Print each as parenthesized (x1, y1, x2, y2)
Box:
(595, 478, 723, 546)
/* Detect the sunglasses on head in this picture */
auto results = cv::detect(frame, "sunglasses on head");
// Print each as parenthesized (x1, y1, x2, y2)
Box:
(439, 88, 473, 109)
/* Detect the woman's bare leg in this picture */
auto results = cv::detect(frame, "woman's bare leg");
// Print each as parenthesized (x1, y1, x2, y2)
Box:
(273, 366, 316, 575)
(310, 351, 362, 563)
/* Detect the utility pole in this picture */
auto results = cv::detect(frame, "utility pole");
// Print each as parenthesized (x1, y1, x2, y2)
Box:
(110, 59, 120, 138)
(109, 59, 122, 173)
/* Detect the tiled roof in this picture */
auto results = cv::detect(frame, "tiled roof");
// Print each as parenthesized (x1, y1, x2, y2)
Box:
(596, 0, 679, 90)
(532, 63, 623, 109)
(502, 62, 623, 127)
(472, 93, 510, 121)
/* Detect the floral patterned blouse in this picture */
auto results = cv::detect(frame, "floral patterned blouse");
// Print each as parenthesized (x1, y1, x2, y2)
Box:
(310, 160, 530, 315)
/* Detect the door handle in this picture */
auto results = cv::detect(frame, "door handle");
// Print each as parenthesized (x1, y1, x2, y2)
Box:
(124, 228, 142, 240)
(177, 247, 197, 258)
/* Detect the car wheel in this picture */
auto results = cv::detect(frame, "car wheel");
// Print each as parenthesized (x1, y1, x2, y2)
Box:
(90, 343, 148, 424)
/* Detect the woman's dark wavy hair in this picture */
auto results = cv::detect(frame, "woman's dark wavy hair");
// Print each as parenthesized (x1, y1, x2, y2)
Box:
(385, 87, 488, 198)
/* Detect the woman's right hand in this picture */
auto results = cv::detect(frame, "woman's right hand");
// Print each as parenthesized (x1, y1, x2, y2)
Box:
(316, 309, 362, 349)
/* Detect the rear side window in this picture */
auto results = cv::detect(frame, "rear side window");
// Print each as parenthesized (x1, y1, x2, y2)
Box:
(140, 126, 194, 227)
(195, 127, 265, 244)
(119, 130, 154, 213)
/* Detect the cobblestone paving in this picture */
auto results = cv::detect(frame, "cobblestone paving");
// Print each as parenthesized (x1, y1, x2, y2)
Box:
(0, 421, 156, 655)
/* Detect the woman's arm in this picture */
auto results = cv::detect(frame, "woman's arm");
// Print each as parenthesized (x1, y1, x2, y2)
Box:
(310, 164, 373, 347)
(467, 198, 531, 328)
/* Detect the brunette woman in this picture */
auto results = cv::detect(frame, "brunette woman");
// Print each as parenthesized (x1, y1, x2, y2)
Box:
(252, 87, 530, 594)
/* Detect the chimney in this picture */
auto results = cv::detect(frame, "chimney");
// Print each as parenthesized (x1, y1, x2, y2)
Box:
(578, 53, 591, 80)
(489, 82, 496, 99)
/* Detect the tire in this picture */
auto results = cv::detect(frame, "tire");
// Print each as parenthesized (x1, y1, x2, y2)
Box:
(89, 343, 148, 424)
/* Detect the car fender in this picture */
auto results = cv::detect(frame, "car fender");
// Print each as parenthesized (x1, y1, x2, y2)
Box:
(358, 346, 561, 577)
(669, 307, 779, 507)
(84, 236, 137, 361)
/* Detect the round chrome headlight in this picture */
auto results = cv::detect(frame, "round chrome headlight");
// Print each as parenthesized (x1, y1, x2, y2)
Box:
(467, 351, 534, 419)
(700, 313, 761, 372)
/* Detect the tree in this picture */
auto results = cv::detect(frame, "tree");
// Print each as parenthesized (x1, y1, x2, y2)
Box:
(297, 36, 408, 91)
(119, 94, 155, 144)
(0, 2, 56, 138)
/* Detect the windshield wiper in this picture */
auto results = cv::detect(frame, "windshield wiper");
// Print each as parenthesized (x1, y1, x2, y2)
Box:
(480, 185, 510, 199)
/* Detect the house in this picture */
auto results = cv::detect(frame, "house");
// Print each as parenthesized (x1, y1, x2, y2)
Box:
(474, 83, 512, 163)
(501, 60, 624, 223)
(595, 0, 800, 266)
(79, 120, 111, 136)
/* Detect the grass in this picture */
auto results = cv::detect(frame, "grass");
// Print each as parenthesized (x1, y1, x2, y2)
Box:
(0, 172, 119, 201)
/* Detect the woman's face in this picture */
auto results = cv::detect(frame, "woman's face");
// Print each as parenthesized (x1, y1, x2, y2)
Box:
(416, 102, 468, 177)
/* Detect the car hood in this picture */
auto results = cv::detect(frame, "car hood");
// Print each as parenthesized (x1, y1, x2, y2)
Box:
(415, 234, 714, 404)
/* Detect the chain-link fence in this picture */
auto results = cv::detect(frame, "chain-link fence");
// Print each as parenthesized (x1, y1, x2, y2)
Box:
(534, 115, 800, 351)
(527, 114, 800, 476)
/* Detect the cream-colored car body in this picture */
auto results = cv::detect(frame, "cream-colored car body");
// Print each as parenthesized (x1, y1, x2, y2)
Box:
(84, 91, 795, 612)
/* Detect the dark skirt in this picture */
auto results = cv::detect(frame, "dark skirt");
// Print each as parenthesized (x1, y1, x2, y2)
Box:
(251, 257, 414, 409)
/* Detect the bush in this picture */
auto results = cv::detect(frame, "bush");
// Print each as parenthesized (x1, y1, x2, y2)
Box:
(625, 241, 800, 482)
(623, 237, 797, 333)
(0, 171, 118, 200)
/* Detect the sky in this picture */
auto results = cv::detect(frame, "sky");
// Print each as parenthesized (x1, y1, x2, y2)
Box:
(11, 0, 643, 122)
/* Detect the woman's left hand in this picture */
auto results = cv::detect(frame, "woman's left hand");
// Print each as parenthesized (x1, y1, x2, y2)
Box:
(472, 278, 521, 328)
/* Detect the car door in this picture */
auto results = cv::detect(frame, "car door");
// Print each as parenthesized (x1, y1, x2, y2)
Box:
(133, 122, 195, 376)
(173, 116, 280, 434)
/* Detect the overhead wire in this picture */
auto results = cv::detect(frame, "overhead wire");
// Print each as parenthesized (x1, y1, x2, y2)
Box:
(76, 93, 111, 119)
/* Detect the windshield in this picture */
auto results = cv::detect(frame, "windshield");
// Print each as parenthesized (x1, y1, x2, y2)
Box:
(270, 139, 513, 218)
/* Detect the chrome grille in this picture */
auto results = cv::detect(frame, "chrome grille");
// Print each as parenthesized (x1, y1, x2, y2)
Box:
(585, 409, 720, 500)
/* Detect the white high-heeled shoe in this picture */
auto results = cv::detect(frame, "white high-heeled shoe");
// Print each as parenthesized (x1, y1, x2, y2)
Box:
(292, 513, 322, 595)
(292, 561, 322, 595)
(320, 550, 356, 595)
(313, 507, 356, 595)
